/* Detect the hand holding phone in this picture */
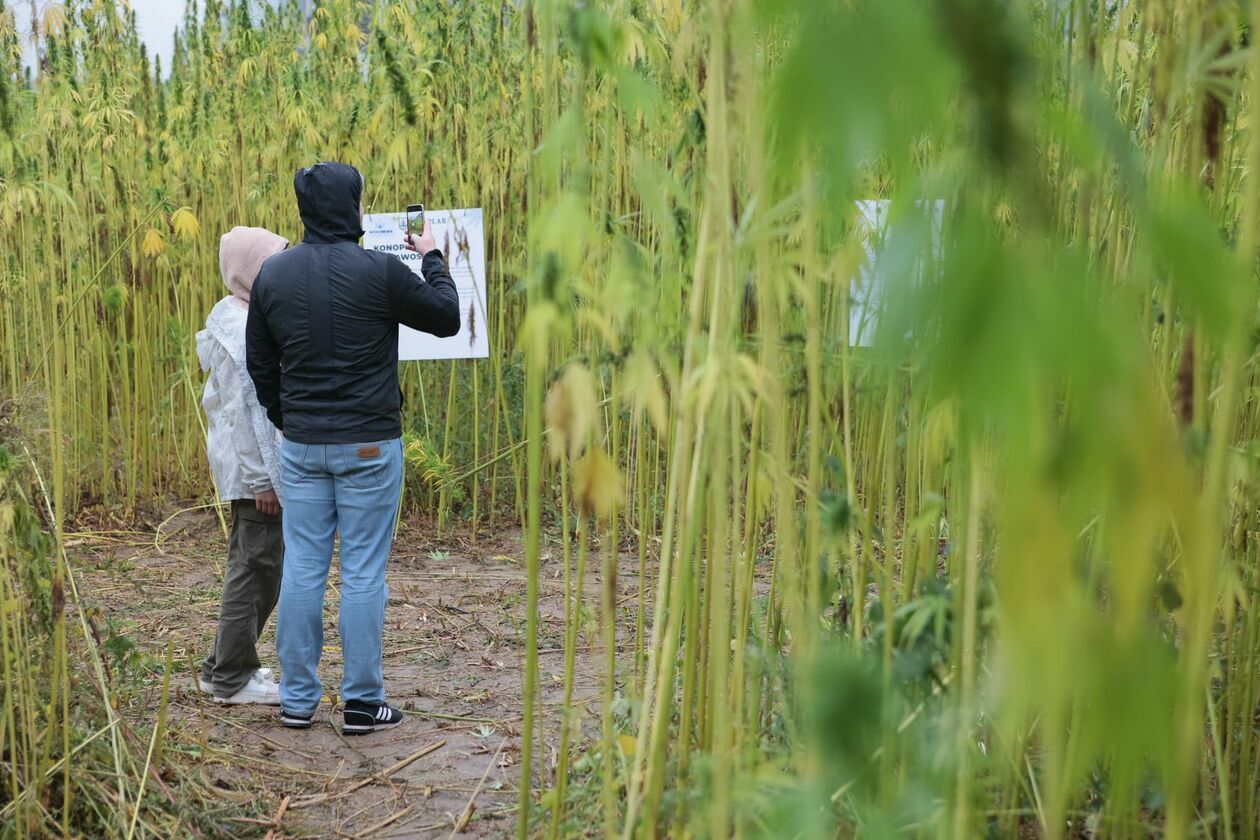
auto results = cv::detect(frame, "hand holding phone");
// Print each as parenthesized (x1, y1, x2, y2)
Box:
(405, 216, 437, 256)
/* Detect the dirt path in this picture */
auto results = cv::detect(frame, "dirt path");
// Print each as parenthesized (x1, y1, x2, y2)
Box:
(73, 510, 625, 838)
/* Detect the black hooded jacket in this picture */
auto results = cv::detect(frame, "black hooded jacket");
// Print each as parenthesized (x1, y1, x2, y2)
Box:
(246, 162, 461, 444)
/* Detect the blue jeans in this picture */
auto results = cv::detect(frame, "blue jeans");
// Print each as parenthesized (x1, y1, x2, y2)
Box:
(276, 438, 403, 715)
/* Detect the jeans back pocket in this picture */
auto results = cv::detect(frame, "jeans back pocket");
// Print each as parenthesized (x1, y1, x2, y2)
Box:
(339, 441, 396, 491)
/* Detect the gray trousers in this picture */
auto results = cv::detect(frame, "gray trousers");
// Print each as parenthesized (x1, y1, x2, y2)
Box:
(200, 499, 283, 698)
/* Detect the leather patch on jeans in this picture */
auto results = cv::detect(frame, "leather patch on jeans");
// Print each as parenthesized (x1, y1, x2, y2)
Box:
(357, 446, 381, 459)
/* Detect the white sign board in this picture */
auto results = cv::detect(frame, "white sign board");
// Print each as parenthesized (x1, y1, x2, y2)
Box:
(363, 209, 490, 360)
(850, 200, 944, 346)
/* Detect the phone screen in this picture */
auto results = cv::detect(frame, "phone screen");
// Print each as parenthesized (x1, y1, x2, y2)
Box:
(407, 204, 425, 235)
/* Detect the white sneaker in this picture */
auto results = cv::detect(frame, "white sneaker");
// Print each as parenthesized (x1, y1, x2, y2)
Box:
(201, 667, 276, 695)
(214, 669, 282, 705)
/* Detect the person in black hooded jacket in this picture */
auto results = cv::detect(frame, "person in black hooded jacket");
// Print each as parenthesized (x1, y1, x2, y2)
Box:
(246, 161, 460, 734)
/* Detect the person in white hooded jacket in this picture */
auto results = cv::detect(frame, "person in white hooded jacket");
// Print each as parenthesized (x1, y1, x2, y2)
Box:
(195, 226, 289, 705)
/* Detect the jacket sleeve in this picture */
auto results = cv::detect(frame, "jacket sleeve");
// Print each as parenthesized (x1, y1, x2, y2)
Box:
(246, 291, 284, 432)
(387, 250, 461, 337)
(214, 354, 273, 494)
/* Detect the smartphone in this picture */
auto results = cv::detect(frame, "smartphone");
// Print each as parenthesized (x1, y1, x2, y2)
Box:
(406, 204, 425, 236)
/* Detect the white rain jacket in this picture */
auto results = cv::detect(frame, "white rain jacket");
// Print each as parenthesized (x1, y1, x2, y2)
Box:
(196, 297, 284, 503)
(197, 225, 289, 503)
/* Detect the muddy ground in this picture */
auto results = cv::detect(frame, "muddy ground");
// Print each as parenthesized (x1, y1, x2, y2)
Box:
(72, 509, 635, 838)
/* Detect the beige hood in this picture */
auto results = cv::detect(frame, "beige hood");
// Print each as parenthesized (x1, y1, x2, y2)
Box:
(219, 226, 289, 303)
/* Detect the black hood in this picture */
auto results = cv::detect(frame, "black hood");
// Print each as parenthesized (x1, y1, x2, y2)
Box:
(294, 162, 366, 244)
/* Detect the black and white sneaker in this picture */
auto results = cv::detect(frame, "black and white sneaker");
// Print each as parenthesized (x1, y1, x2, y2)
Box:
(280, 709, 314, 729)
(342, 701, 405, 735)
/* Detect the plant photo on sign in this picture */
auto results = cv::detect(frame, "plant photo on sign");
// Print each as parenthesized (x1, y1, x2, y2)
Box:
(3, 0, 1260, 837)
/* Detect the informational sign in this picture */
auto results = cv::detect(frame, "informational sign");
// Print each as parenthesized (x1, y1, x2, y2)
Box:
(850, 200, 944, 346)
(363, 209, 490, 360)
